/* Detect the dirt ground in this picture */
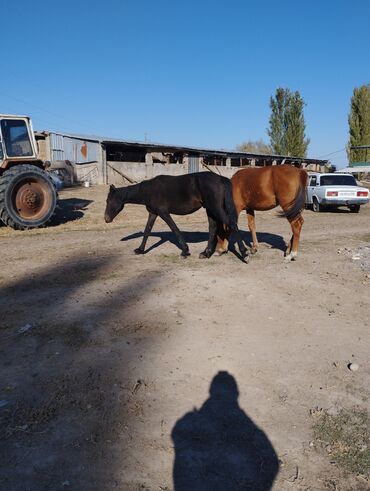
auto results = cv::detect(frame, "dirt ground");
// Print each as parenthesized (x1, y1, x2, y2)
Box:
(0, 184, 369, 491)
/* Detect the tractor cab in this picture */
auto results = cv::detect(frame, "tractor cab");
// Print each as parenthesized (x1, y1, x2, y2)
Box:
(0, 115, 38, 164)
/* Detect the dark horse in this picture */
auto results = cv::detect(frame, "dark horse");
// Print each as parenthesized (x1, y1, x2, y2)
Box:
(216, 165, 308, 261)
(104, 172, 248, 261)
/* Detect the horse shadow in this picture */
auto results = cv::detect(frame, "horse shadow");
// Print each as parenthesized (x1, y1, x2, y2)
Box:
(121, 230, 286, 254)
(231, 231, 287, 253)
(50, 198, 93, 226)
(171, 371, 279, 491)
(121, 230, 209, 254)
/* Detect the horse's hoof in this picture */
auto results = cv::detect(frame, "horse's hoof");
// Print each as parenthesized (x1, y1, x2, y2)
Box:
(214, 249, 227, 257)
(181, 251, 191, 258)
(284, 253, 297, 262)
(134, 248, 144, 255)
(250, 247, 258, 255)
(199, 251, 211, 259)
(243, 255, 250, 264)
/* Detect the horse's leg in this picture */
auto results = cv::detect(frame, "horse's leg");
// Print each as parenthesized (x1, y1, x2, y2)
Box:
(232, 225, 249, 263)
(159, 212, 190, 257)
(215, 209, 248, 262)
(215, 201, 243, 256)
(284, 214, 304, 261)
(199, 213, 218, 259)
(134, 212, 157, 254)
(215, 223, 230, 256)
(285, 235, 294, 256)
(247, 209, 258, 254)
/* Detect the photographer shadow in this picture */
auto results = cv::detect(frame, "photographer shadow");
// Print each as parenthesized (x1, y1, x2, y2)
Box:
(171, 371, 279, 491)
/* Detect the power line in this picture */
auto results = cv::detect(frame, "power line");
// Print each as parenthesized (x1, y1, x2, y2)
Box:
(318, 148, 346, 158)
(0, 90, 102, 135)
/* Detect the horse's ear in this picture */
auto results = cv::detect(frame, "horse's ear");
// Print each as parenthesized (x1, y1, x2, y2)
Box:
(110, 184, 116, 192)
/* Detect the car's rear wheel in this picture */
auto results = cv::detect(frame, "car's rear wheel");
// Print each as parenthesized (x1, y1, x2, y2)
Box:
(312, 197, 321, 212)
(349, 204, 360, 213)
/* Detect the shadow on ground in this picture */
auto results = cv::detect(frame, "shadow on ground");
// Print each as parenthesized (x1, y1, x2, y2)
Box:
(50, 197, 94, 226)
(306, 207, 354, 214)
(172, 371, 279, 491)
(0, 254, 160, 489)
(231, 231, 287, 253)
(121, 230, 286, 254)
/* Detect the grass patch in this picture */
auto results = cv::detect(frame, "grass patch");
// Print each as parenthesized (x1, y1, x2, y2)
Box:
(312, 408, 370, 477)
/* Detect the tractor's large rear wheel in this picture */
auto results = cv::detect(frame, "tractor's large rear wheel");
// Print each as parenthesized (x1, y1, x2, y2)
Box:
(0, 164, 57, 230)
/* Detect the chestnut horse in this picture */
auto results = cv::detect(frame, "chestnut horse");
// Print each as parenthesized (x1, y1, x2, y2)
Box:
(216, 165, 308, 261)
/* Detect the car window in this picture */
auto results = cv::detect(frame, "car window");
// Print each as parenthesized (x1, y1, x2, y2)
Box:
(310, 177, 317, 186)
(320, 175, 357, 186)
(0, 119, 33, 157)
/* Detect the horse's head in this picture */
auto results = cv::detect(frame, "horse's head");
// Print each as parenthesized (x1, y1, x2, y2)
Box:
(104, 184, 125, 223)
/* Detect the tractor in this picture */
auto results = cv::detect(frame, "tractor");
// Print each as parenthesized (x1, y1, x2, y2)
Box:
(0, 114, 57, 229)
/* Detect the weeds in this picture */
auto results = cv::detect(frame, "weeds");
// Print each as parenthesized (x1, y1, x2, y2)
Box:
(312, 408, 370, 477)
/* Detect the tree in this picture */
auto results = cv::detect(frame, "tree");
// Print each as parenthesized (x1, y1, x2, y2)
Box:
(267, 87, 310, 157)
(236, 139, 272, 154)
(347, 84, 370, 163)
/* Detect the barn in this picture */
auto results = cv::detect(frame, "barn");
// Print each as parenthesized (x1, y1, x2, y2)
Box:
(35, 130, 328, 186)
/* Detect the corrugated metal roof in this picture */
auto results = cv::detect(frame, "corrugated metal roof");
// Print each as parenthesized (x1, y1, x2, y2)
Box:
(38, 129, 328, 164)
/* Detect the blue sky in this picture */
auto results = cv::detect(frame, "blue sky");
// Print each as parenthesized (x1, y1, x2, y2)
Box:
(1, 0, 369, 167)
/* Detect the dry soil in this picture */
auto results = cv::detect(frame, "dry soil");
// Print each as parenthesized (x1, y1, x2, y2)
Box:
(0, 185, 369, 491)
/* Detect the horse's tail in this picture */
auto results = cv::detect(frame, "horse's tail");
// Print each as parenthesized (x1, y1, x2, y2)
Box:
(224, 180, 239, 231)
(280, 169, 308, 222)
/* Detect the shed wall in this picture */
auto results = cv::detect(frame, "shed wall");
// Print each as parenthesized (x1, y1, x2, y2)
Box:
(107, 161, 188, 185)
(48, 133, 105, 183)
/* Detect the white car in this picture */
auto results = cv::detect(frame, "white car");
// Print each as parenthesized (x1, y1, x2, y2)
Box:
(306, 172, 369, 213)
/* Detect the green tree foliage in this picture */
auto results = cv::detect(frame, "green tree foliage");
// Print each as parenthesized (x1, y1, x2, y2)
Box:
(236, 139, 272, 154)
(267, 88, 310, 157)
(347, 84, 370, 163)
